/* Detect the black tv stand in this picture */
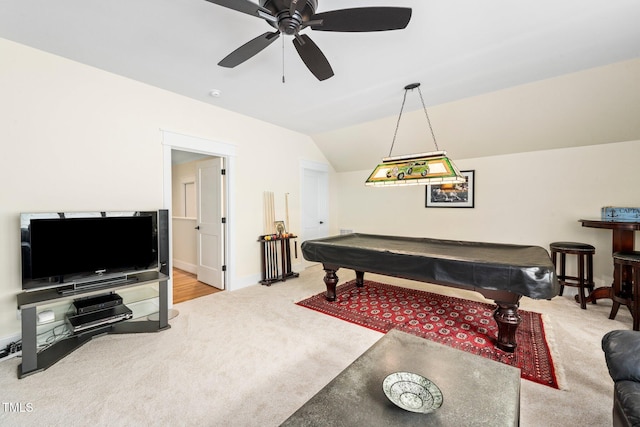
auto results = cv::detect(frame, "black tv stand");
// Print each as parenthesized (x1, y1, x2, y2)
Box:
(16, 271, 170, 378)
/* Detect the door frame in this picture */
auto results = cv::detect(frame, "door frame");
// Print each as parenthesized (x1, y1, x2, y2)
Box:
(300, 160, 330, 268)
(161, 130, 237, 306)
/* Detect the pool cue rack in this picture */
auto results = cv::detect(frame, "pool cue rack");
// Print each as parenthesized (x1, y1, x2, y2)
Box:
(258, 234, 299, 286)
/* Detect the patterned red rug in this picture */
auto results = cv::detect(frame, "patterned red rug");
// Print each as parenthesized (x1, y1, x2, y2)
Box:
(297, 279, 560, 389)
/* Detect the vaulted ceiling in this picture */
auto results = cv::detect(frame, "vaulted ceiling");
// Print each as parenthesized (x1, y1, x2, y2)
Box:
(2, 1, 640, 171)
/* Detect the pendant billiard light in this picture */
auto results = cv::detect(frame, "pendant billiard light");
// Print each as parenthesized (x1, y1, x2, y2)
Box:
(365, 83, 465, 187)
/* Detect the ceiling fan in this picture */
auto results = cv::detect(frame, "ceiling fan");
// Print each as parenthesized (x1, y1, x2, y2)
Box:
(204, 0, 412, 81)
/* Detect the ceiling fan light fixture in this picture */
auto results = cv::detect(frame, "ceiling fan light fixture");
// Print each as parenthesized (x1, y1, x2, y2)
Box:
(205, 0, 412, 81)
(365, 83, 466, 187)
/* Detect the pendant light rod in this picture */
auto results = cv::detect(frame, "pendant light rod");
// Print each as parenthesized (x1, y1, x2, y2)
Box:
(388, 85, 410, 157)
(388, 83, 439, 157)
(415, 83, 440, 152)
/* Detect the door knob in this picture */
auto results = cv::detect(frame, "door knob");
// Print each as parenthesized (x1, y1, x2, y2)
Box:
(319, 221, 324, 224)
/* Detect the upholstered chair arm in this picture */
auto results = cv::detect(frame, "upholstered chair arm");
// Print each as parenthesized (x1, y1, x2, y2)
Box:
(603, 330, 640, 382)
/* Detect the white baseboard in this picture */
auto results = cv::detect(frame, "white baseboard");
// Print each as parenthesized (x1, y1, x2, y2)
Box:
(228, 262, 305, 292)
(230, 274, 261, 291)
(169, 258, 309, 293)
(173, 259, 196, 274)
(0, 333, 21, 351)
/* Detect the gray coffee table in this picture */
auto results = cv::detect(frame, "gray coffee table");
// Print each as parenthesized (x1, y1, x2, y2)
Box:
(281, 329, 520, 426)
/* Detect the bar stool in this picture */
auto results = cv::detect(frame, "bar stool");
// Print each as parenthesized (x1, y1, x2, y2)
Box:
(610, 251, 640, 330)
(549, 242, 595, 309)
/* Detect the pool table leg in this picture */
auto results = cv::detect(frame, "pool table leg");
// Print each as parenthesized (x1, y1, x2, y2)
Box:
(323, 265, 339, 301)
(355, 271, 364, 287)
(493, 300, 522, 353)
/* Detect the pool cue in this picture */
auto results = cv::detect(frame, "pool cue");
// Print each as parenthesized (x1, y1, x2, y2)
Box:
(271, 241, 277, 279)
(267, 240, 272, 280)
(264, 236, 269, 280)
(268, 191, 275, 234)
(263, 191, 269, 234)
(285, 192, 290, 233)
(263, 191, 270, 234)
(268, 240, 272, 282)
(266, 192, 270, 234)
(271, 192, 276, 233)
(272, 240, 277, 280)
(269, 240, 276, 279)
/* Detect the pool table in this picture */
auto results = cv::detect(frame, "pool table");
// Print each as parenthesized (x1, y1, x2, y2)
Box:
(301, 233, 559, 352)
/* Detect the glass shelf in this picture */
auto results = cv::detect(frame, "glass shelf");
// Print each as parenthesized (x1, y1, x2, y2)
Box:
(127, 299, 160, 321)
(36, 320, 72, 351)
(30, 283, 161, 350)
(118, 283, 159, 305)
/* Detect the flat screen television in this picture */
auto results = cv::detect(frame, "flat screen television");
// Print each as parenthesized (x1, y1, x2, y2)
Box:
(21, 211, 160, 292)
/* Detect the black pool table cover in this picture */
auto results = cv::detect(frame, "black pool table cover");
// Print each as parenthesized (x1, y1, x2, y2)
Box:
(301, 233, 559, 300)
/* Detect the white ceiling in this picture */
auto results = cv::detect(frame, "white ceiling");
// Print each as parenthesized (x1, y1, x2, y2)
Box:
(2, 0, 640, 171)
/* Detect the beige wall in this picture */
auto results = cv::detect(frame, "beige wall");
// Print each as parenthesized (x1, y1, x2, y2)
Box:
(172, 159, 204, 218)
(3, 36, 639, 342)
(172, 218, 198, 273)
(171, 160, 201, 272)
(0, 39, 332, 337)
(336, 140, 640, 287)
(312, 59, 640, 173)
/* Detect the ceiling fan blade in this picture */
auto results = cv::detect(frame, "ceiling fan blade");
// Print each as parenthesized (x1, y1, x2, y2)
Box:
(292, 34, 334, 81)
(289, 0, 306, 16)
(203, 0, 276, 22)
(218, 31, 280, 68)
(310, 7, 412, 32)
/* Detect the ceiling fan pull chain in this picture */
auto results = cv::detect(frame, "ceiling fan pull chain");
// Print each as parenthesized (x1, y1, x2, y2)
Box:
(282, 36, 286, 83)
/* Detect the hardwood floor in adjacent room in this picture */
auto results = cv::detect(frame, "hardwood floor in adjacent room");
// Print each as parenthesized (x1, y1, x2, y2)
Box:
(173, 268, 221, 304)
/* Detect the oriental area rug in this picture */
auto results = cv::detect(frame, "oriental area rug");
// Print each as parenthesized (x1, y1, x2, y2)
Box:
(297, 279, 561, 389)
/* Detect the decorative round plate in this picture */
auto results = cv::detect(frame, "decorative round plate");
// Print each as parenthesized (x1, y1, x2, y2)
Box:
(382, 372, 443, 413)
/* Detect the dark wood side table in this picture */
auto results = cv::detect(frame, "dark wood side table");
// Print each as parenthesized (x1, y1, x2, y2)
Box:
(579, 219, 640, 305)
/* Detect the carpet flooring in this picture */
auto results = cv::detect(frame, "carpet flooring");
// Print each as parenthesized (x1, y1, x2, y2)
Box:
(0, 266, 629, 426)
(298, 279, 560, 388)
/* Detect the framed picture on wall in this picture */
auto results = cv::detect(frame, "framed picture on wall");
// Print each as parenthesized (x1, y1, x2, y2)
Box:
(425, 170, 475, 208)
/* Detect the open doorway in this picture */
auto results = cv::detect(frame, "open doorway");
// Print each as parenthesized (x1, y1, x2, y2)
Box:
(162, 130, 236, 306)
(170, 151, 224, 303)
(300, 160, 329, 269)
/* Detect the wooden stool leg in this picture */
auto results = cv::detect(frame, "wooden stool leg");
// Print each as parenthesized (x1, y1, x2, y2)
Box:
(551, 251, 561, 295)
(577, 253, 586, 309)
(610, 261, 622, 320)
(559, 252, 566, 296)
(587, 253, 596, 304)
(610, 302, 621, 320)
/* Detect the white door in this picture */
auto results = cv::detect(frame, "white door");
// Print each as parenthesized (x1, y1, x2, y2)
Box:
(301, 167, 329, 245)
(196, 158, 225, 289)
